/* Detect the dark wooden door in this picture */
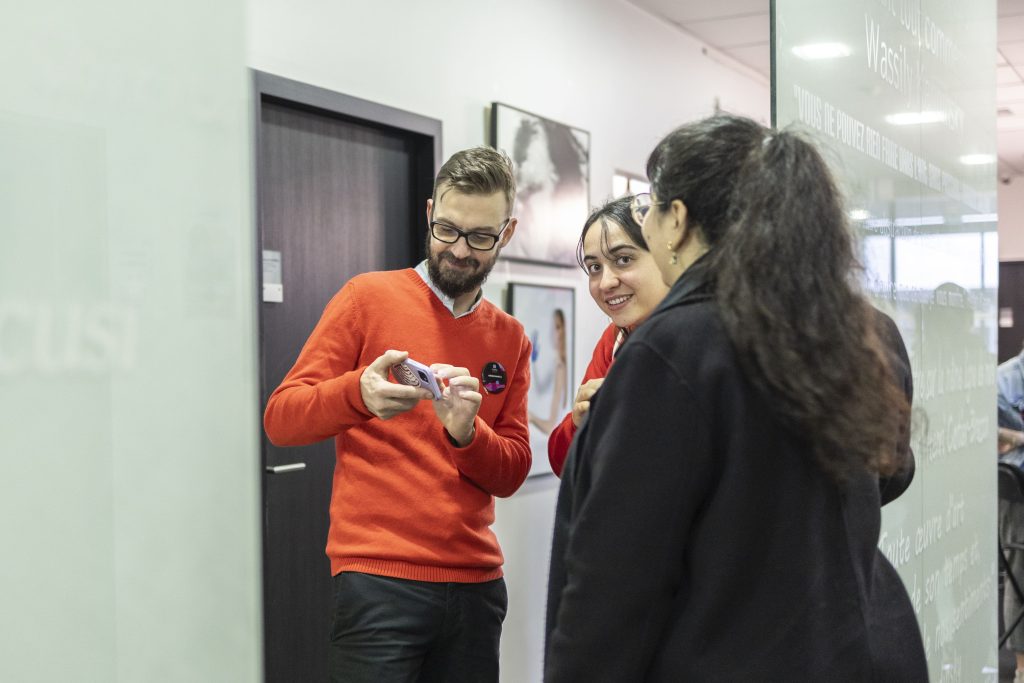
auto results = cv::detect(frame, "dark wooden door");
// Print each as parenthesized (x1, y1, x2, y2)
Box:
(254, 73, 440, 683)
(1000, 261, 1024, 364)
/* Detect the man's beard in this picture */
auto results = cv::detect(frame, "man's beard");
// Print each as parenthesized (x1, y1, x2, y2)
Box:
(426, 243, 496, 300)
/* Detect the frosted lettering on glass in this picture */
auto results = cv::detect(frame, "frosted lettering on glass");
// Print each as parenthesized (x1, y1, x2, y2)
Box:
(774, 0, 997, 678)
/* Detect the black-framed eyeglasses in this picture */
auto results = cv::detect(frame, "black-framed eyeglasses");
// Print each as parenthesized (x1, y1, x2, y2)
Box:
(430, 219, 510, 251)
(630, 193, 665, 225)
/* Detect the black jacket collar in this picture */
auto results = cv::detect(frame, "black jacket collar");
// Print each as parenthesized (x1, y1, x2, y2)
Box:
(657, 252, 715, 313)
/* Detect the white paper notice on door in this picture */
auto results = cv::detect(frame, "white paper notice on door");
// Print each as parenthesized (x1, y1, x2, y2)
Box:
(263, 249, 283, 303)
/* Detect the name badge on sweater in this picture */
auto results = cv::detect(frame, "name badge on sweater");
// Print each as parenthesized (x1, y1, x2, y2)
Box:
(481, 361, 507, 394)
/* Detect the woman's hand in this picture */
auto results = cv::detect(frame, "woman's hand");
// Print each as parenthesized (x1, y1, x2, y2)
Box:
(572, 378, 605, 427)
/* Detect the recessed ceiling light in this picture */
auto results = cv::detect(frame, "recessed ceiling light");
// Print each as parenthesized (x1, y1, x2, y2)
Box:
(959, 154, 995, 166)
(884, 111, 946, 125)
(894, 216, 944, 227)
(791, 43, 850, 60)
(962, 213, 997, 223)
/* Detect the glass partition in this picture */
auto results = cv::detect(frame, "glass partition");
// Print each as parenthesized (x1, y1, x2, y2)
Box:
(773, 0, 997, 678)
(0, 3, 261, 681)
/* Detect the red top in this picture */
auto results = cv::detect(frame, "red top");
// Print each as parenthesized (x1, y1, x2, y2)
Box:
(264, 269, 532, 582)
(547, 323, 621, 476)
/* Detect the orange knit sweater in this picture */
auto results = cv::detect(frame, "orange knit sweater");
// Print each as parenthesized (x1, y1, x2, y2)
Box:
(264, 269, 532, 582)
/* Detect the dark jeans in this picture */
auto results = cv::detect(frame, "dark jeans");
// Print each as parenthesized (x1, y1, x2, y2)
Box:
(329, 571, 507, 683)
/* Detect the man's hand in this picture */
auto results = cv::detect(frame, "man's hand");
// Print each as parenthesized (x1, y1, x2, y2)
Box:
(431, 364, 482, 446)
(571, 378, 605, 427)
(360, 350, 435, 420)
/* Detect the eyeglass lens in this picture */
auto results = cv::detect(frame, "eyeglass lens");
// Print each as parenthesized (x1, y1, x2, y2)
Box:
(431, 222, 499, 250)
(631, 194, 652, 223)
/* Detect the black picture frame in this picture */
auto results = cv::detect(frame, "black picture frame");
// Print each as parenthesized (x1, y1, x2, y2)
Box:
(507, 282, 576, 477)
(490, 102, 590, 267)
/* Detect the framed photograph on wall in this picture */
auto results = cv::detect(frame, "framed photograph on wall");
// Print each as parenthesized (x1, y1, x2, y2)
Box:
(490, 102, 590, 267)
(507, 282, 575, 477)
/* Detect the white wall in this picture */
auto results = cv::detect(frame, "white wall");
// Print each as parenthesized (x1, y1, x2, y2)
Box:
(249, 1, 768, 680)
(999, 178, 1024, 260)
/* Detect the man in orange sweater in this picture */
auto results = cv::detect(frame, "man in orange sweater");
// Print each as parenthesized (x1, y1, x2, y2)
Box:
(264, 146, 532, 682)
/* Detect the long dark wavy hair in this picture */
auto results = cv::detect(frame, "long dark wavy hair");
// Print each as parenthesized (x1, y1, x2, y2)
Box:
(646, 114, 909, 481)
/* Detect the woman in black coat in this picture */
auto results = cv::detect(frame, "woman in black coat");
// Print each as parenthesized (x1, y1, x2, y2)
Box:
(545, 114, 927, 682)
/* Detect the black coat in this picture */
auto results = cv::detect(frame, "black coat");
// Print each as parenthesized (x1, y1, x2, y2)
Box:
(545, 259, 927, 682)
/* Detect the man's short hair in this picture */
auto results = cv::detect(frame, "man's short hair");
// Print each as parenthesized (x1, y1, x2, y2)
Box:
(433, 147, 516, 215)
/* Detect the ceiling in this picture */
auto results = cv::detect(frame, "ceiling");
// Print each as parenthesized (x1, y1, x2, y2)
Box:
(628, 0, 1024, 179)
(627, 0, 771, 82)
(998, 0, 1024, 178)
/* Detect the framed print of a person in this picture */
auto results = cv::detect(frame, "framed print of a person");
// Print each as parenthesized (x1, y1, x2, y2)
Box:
(491, 103, 589, 266)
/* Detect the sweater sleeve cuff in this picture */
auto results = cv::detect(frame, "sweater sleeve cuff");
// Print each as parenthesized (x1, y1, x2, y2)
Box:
(321, 366, 375, 423)
(444, 416, 480, 449)
(445, 418, 530, 497)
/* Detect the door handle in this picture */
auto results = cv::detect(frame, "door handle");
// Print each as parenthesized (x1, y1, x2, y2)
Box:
(265, 463, 306, 474)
